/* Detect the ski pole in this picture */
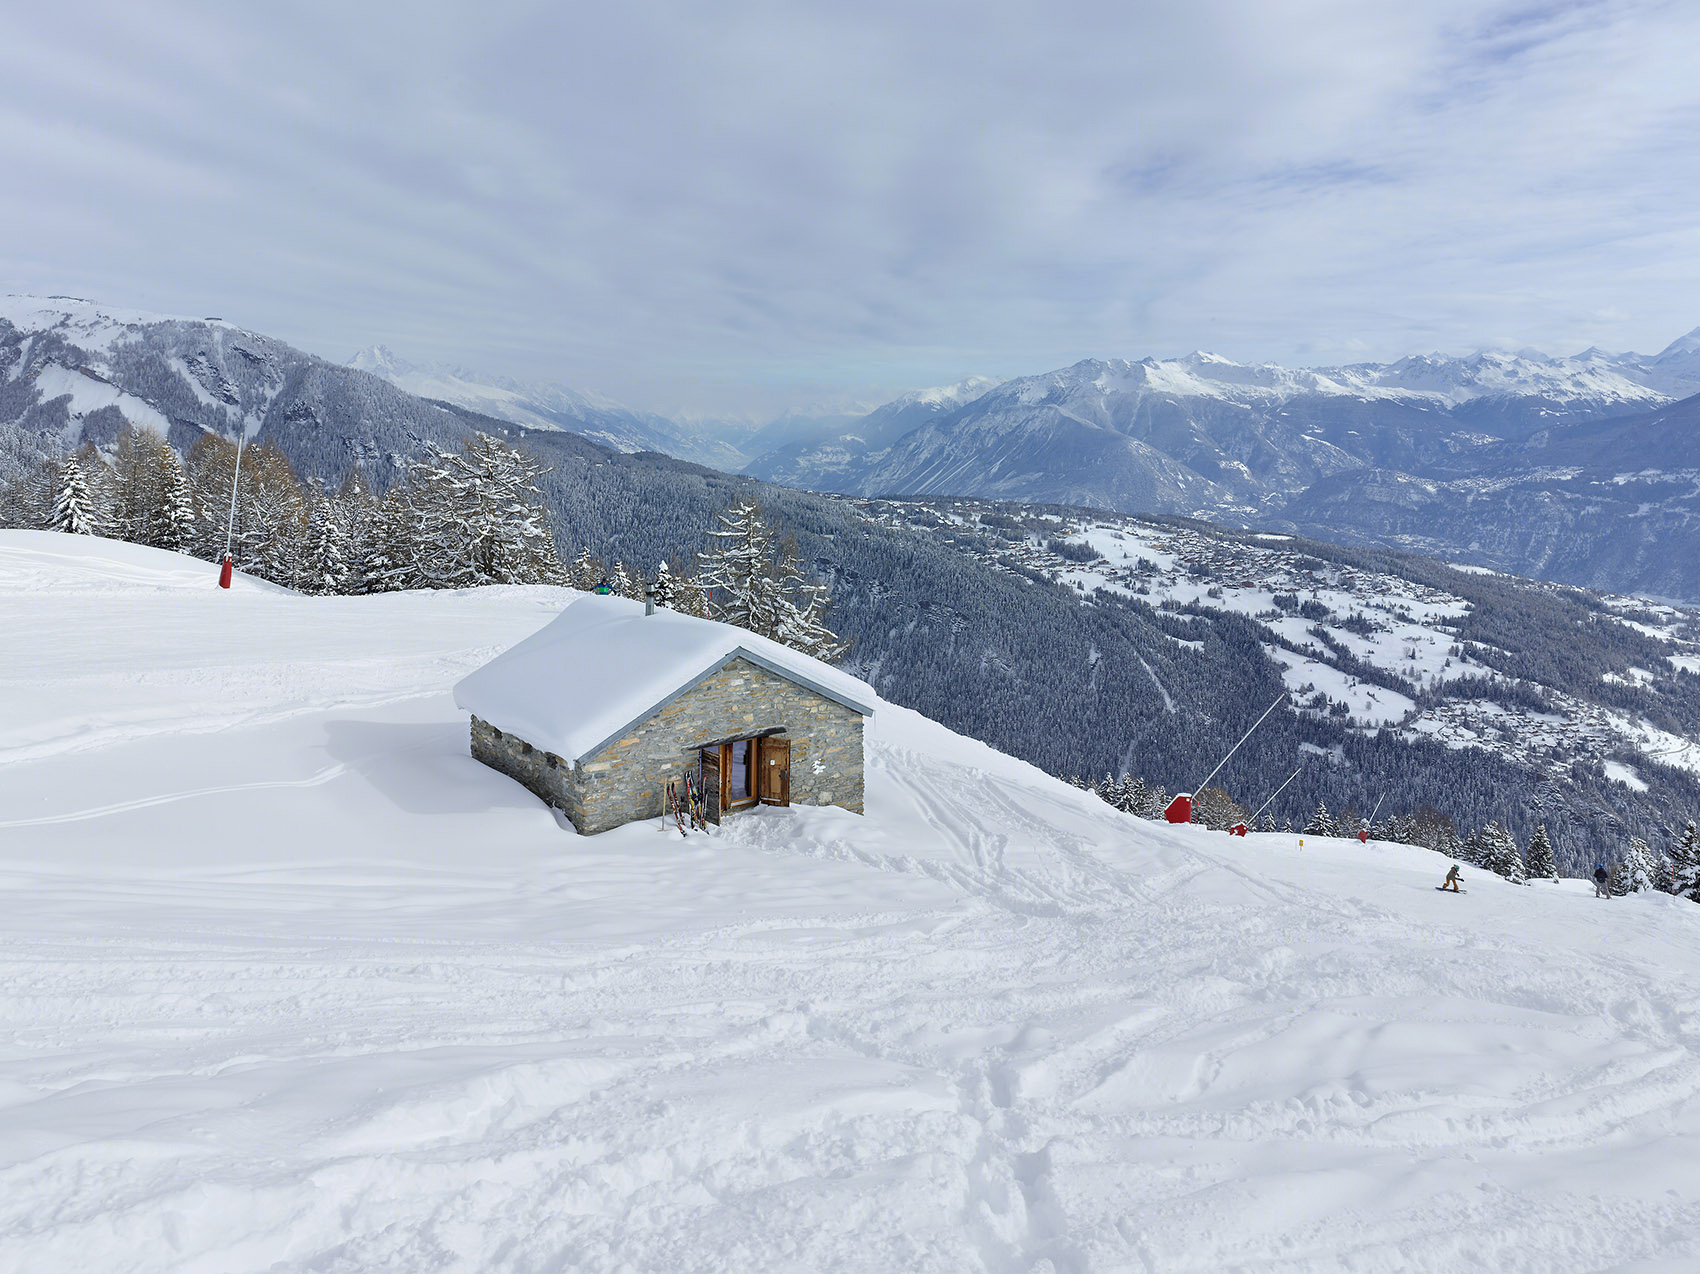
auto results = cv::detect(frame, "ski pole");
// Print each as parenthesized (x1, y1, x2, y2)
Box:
(1194, 692, 1286, 799)
(1249, 765, 1303, 824)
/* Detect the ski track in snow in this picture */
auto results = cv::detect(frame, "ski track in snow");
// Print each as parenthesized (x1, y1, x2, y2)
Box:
(3, 531, 1700, 1273)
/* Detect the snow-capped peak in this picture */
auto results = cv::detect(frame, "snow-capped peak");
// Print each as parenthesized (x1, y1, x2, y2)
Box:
(1655, 325, 1700, 358)
(347, 343, 416, 377)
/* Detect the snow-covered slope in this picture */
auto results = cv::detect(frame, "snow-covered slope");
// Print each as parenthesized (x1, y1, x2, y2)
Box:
(4, 529, 1699, 1272)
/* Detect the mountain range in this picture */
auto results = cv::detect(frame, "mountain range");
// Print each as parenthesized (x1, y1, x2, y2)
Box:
(5, 294, 1700, 604)
(740, 339, 1700, 602)
(4, 294, 1698, 857)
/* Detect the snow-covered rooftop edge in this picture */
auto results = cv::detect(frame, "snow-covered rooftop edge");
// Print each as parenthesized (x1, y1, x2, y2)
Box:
(452, 593, 875, 763)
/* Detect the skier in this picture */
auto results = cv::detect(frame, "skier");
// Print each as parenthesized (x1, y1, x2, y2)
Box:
(1440, 863, 1461, 892)
(1593, 863, 1610, 898)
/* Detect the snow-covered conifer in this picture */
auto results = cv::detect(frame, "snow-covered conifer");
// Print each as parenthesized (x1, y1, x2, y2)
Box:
(1478, 821, 1526, 883)
(1303, 802, 1336, 837)
(569, 548, 602, 592)
(1671, 820, 1700, 903)
(48, 454, 103, 536)
(650, 560, 676, 609)
(1126, 776, 1151, 818)
(1620, 836, 1658, 894)
(149, 445, 194, 553)
(610, 561, 637, 600)
(303, 500, 350, 595)
(358, 491, 415, 593)
(1525, 822, 1557, 881)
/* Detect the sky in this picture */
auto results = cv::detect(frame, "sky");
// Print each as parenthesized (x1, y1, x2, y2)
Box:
(3, 0, 1699, 419)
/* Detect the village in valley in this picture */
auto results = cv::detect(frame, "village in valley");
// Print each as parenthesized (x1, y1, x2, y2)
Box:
(847, 495, 1700, 793)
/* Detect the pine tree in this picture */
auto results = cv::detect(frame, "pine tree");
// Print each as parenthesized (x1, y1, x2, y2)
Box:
(1147, 785, 1168, 820)
(48, 454, 103, 535)
(1303, 802, 1336, 837)
(1525, 822, 1557, 881)
(303, 500, 350, 595)
(1671, 820, 1700, 903)
(1609, 859, 1630, 898)
(148, 445, 195, 553)
(650, 560, 677, 609)
(1620, 836, 1658, 894)
(610, 560, 636, 600)
(1095, 772, 1117, 808)
(357, 490, 415, 593)
(569, 548, 603, 592)
(1126, 776, 1151, 818)
(1478, 821, 1526, 883)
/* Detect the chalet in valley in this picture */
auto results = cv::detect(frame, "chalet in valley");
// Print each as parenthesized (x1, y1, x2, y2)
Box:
(453, 594, 873, 834)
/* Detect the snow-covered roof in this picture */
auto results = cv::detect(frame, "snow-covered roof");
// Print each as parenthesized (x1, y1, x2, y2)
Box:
(452, 594, 875, 764)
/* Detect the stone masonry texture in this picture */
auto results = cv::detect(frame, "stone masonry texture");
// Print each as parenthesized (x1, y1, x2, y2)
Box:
(470, 656, 865, 835)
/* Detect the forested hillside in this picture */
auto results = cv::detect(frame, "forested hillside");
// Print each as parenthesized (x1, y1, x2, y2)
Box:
(6, 299, 1697, 876)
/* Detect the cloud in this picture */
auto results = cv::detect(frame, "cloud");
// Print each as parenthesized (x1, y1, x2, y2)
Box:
(1, 0, 1696, 416)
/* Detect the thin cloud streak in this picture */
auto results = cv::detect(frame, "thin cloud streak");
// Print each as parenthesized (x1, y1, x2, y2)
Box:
(1, 0, 1696, 416)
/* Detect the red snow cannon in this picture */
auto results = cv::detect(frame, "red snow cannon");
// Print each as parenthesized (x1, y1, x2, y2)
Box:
(1357, 829, 1369, 844)
(1230, 822, 1248, 837)
(218, 554, 233, 589)
(1163, 793, 1193, 824)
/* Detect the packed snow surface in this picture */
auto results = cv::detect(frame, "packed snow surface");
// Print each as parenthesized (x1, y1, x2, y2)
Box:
(453, 594, 875, 763)
(4, 530, 1700, 1273)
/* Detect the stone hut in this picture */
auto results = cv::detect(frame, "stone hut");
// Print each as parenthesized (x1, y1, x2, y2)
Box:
(452, 594, 874, 834)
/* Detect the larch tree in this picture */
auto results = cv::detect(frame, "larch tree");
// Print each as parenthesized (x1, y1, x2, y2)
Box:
(697, 496, 845, 661)
(407, 433, 561, 588)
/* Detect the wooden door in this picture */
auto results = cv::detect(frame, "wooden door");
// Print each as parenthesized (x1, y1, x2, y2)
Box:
(698, 748, 721, 824)
(758, 737, 790, 806)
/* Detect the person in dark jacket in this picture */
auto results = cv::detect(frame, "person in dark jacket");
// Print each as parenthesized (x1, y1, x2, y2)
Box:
(1593, 864, 1611, 898)
(1441, 864, 1461, 892)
